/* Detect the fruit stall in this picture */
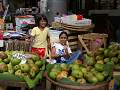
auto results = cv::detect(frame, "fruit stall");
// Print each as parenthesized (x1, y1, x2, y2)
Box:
(0, 51, 46, 90)
(0, 14, 120, 90)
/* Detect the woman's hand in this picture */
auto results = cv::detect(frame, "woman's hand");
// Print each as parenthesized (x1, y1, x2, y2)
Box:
(64, 45, 69, 55)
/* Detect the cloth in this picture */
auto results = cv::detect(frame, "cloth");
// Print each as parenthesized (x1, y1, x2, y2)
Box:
(30, 27, 50, 56)
(52, 43, 72, 63)
(31, 47, 45, 58)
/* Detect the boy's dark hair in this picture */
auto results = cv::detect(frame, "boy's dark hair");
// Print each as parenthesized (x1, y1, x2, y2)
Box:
(36, 14, 48, 26)
(59, 31, 68, 39)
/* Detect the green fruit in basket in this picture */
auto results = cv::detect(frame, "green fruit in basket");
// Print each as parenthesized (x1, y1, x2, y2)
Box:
(60, 63, 69, 71)
(108, 50, 117, 57)
(27, 59, 34, 64)
(7, 63, 14, 74)
(102, 71, 109, 77)
(111, 57, 119, 64)
(68, 76, 76, 82)
(96, 60, 104, 64)
(15, 69, 22, 77)
(3, 58, 10, 64)
(104, 49, 110, 57)
(49, 71, 59, 80)
(35, 60, 43, 68)
(95, 73, 104, 82)
(31, 55, 40, 62)
(80, 67, 87, 74)
(71, 69, 83, 79)
(52, 64, 62, 72)
(84, 54, 95, 66)
(95, 63, 104, 72)
(77, 78, 86, 84)
(88, 76, 98, 84)
(30, 69, 36, 78)
(22, 73, 30, 78)
(96, 55, 104, 61)
(71, 64, 80, 70)
(96, 48, 104, 55)
(11, 58, 21, 66)
(104, 58, 110, 63)
(20, 64, 30, 73)
(14, 65, 20, 71)
(31, 65, 39, 73)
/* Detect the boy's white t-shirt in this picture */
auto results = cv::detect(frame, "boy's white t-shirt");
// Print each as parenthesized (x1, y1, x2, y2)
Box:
(52, 43, 72, 55)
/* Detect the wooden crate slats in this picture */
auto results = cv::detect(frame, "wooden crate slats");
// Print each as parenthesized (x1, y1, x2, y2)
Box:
(78, 33, 108, 53)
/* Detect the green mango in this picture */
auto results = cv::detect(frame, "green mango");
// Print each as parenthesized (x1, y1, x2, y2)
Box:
(15, 70, 22, 77)
(14, 65, 20, 71)
(77, 78, 86, 84)
(104, 49, 110, 57)
(71, 64, 80, 70)
(30, 69, 36, 78)
(88, 76, 98, 84)
(20, 64, 30, 73)
(111, 57, 119, 64)
(3, 58, 10, 64)
(35, 60, 43, 68)
(71, 69, 83, 79)
(7, 63, 14, 74)
(49, 71, 58, 80)
(104, 58, 110, 63)
(95, 55, 104, 61)
(11, 58, 21, 66)
(68, 76, 76, 82)
(95, 73, 104, 82)
(84, 54, 95, 66)
(95, 63, 104, 72)
(31, 55, 40, 62)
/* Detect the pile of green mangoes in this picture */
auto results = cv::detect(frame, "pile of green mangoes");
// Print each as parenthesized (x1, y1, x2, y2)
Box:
(48, 59, 111, 84)
(0, 51, 45, 80)
(89, 42, 120, 67)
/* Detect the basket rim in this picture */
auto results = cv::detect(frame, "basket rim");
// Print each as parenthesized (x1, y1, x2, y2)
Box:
(45, 72, 109, 90)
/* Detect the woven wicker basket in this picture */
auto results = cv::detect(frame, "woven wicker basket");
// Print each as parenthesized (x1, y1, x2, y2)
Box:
(45, 72, 109, 90)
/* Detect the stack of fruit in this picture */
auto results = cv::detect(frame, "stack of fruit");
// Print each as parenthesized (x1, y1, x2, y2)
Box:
(88, 42, 120, 67)
(48, 59, 112, 85)
(0, 51, 45, 80)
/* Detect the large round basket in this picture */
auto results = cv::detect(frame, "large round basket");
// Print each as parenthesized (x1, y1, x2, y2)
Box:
(45, 72, 109, 90)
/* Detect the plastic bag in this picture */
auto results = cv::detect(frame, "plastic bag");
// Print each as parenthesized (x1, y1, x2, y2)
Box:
(66, 50, 82, 64)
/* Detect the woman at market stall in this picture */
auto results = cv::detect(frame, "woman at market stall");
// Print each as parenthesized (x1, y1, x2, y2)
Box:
(30, 15, 50, 59)
(51, 31, 72, 63)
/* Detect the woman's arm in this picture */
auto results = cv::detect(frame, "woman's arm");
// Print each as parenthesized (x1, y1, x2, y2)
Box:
(47, 35, 51, 49)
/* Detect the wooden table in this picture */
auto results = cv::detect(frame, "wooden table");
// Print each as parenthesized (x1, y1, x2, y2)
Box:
(0, 80, 28, 90)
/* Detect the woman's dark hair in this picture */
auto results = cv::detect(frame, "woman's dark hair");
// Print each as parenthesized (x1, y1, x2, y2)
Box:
(59, 31, 68, 39)
(36, 14, 48, 26)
